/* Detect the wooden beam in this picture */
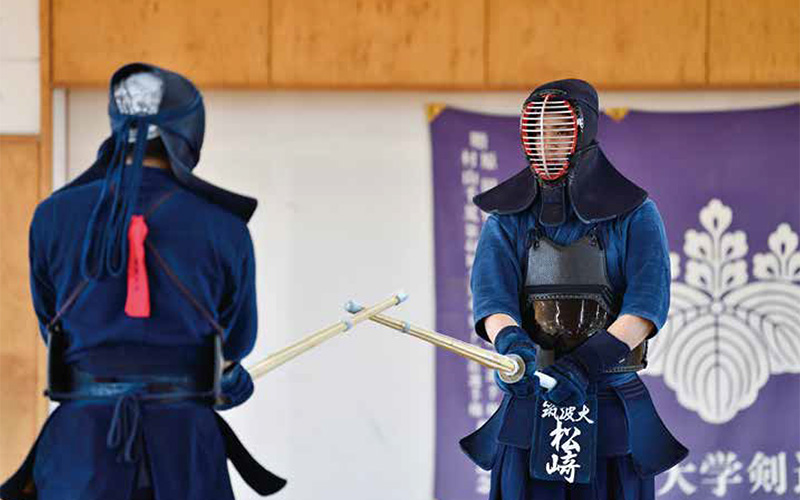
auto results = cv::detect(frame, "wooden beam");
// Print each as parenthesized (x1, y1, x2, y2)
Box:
(486, 0, 707, 89)
(271, 0, 485, 88)
(52, 0, 270, 88)
(708, 0, 800, 86)
(47, 1, 800, 92)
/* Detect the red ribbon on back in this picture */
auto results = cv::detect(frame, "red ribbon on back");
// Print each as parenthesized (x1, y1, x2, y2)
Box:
(125, 215, 151, 318)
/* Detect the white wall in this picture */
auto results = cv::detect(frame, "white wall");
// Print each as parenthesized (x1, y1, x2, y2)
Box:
(63, 88, 799, 500)
(0, 0, 39, 134)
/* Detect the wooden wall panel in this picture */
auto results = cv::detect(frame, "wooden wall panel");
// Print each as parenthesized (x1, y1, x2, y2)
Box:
(271, 0, 484, 88)
(487, 0, 707, 88)
(52, 0, 270, 88)
(0, 136, 45, 480)
(48, 1, 799, 91)
(709, 0, 800, 86)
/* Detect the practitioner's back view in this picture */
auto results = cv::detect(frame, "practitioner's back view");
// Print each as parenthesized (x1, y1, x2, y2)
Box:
(1, 63, 285, 500)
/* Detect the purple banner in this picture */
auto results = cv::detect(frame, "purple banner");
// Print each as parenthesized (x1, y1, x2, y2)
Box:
(431, 104, 800, 500)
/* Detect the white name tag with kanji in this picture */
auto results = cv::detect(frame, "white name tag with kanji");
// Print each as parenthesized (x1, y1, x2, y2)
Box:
(531, 396, 598, 484)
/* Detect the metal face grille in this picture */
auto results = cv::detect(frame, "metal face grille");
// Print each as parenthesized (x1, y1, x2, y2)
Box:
(520, 94, 578, 181)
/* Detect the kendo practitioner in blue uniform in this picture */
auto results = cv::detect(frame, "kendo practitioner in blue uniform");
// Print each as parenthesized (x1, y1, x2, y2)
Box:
(1, 63, 285, 500)
(460, 79, 688, 500)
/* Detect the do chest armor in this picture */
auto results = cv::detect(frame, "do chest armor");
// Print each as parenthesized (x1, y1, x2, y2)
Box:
(521, 228, 647, 372)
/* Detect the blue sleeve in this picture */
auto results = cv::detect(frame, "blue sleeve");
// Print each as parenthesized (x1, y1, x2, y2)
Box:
(219, 227, 257, 362)
(471, 215, 524, 342)
(29, 202, 56, 342)
(618, 200, 671, 335)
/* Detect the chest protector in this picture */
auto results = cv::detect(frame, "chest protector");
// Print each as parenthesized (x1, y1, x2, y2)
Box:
(521, 228, 647, 372)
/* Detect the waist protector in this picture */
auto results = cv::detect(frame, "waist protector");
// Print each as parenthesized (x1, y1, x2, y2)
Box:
(46, 321, 223, 403)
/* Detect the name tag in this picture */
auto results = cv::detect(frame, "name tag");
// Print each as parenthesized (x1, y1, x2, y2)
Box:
(531, 395, 597, 484)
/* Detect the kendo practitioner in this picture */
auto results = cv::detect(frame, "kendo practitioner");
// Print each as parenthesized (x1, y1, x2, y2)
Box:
(460, 79, 688, 500)
(1, 63, 285, 500)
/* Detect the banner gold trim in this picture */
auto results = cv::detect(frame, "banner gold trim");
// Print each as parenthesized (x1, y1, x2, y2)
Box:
(604, 107, 630, 122)
(426, 103, 447, 122)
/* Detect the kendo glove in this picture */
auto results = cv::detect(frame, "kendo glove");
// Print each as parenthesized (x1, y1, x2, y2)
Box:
(493, 325, 541, 398)
(215, 362, 255, 411)
(541, 329, 630, 408)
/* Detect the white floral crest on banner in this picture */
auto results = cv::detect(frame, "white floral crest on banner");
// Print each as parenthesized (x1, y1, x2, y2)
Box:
(644, 199, 800, 424)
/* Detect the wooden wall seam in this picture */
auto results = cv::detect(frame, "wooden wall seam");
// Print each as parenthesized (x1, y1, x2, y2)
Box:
(704, 0, 711, 85)
(483, 0, 489, 87)
(268, 0, 274, 87)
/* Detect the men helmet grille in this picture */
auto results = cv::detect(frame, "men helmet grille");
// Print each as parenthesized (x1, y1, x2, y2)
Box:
(520, 94, 579, 181)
